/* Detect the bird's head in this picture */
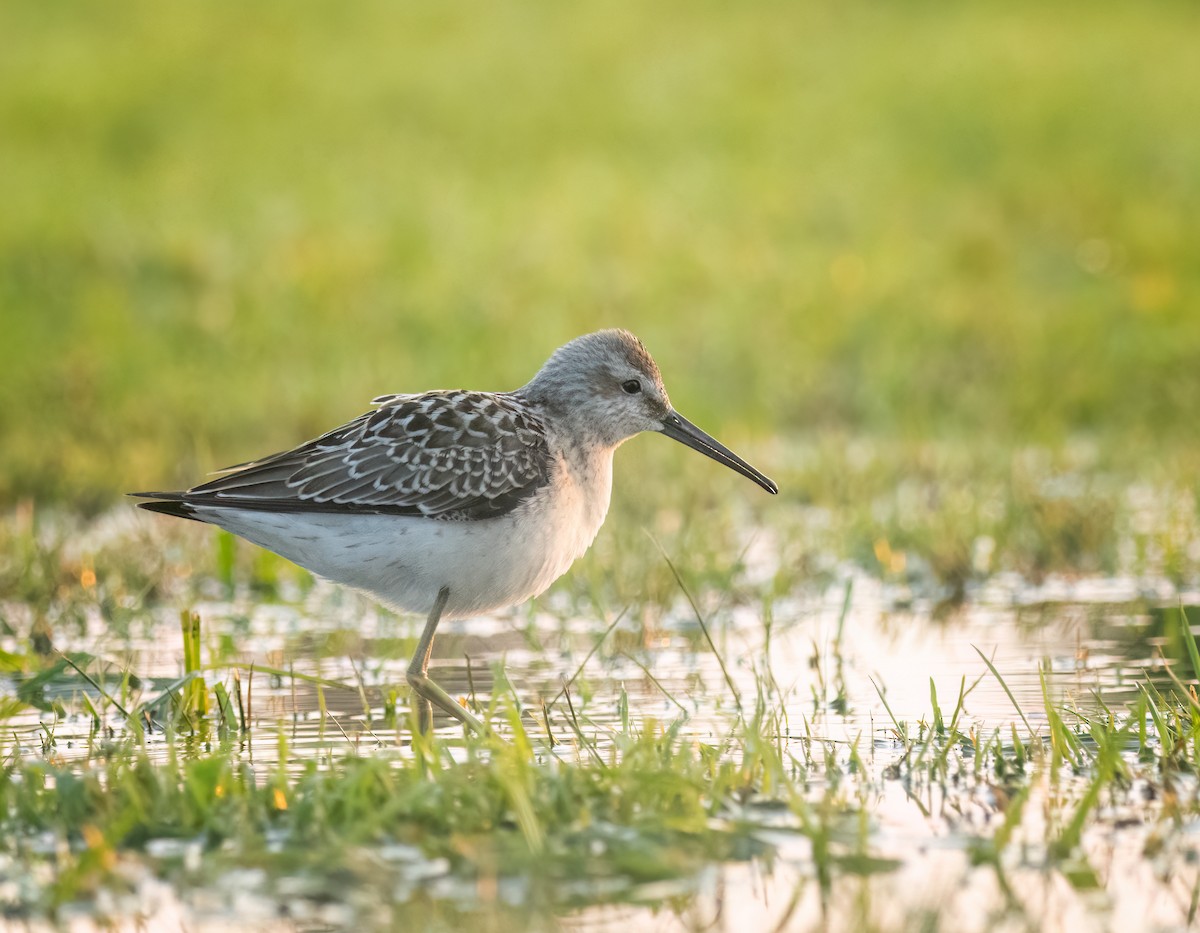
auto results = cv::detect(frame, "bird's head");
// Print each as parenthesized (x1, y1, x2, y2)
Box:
(523, 329, 777, 494)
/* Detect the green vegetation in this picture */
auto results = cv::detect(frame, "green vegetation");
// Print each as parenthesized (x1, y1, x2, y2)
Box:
(3, 0, 1200, 928)
(2, 0, 1199, 508)
(4, 525, 1200, 928)
(3, 503, 1200, 927)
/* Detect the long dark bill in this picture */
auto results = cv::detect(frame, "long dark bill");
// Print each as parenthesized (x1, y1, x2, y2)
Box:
(659, 412, 778, 494)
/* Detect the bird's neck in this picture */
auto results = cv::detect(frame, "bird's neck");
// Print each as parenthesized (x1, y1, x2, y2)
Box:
(516, 389, 619, 528)
(557, 431, 615, 534)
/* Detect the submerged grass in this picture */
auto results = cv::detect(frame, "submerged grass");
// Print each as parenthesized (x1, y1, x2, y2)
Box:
(4, 713, 770, 912)
(3, 2, 1200, 926)
(4, 512, 1200, 929)
(2, 449, 1198, 928)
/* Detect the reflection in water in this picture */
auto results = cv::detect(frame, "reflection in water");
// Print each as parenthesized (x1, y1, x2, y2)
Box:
(6, 570, 1200, 929)
(9, 572, 1199, 759)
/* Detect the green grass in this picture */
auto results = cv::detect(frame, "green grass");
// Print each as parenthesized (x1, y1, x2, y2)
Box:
(2, 495, 1199, 927)
(4, 1, 1200, 928)
(2, 0, 1199, 508)
(5, 715, 773, 914)
(4, 567, 1200, 929)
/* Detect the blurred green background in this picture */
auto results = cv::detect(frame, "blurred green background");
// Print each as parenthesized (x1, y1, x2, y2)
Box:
(2, 0, 1198, 509)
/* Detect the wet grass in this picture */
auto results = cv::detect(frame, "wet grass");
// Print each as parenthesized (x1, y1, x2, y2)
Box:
(4, 625, 1200, 930)
(4, 504, 1200, 929)
(6, 709, 774, 922)
(4, 0, 1200, 928)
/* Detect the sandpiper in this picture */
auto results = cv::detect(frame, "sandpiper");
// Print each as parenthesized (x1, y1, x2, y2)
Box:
(133, 329, 777, 732)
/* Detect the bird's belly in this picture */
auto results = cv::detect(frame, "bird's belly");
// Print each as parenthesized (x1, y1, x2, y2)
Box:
(197, 486, 607, 620)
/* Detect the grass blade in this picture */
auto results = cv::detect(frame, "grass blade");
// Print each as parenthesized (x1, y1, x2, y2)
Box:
(973, 646, 1034, 739)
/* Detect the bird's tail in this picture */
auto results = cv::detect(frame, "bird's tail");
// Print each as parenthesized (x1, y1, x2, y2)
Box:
(128, 492, 206, 523)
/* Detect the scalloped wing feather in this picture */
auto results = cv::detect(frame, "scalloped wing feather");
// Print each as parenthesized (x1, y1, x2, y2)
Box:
(185, 392, 553, 520)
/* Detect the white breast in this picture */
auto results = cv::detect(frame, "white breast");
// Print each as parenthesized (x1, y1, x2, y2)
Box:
(196, 445, 616, 621)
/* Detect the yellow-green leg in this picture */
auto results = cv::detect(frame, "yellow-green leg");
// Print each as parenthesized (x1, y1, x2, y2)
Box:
(406, 586, 485, 734)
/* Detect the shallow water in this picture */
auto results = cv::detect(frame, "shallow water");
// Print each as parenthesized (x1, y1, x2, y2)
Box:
(9, 565, 1194, 755)
(4, 521, 1200, 930)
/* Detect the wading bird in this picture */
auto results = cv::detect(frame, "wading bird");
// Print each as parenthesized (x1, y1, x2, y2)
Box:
(134, 329, 777, 731)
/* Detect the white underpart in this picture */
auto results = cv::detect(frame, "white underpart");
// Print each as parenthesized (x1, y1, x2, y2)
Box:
(197, 445, 614, 619)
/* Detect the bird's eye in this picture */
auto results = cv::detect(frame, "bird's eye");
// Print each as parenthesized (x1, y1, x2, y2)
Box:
(622, 379, 642, 395)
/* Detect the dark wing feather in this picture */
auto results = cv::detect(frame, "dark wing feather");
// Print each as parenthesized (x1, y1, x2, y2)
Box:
(147, 392, 553, 521)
